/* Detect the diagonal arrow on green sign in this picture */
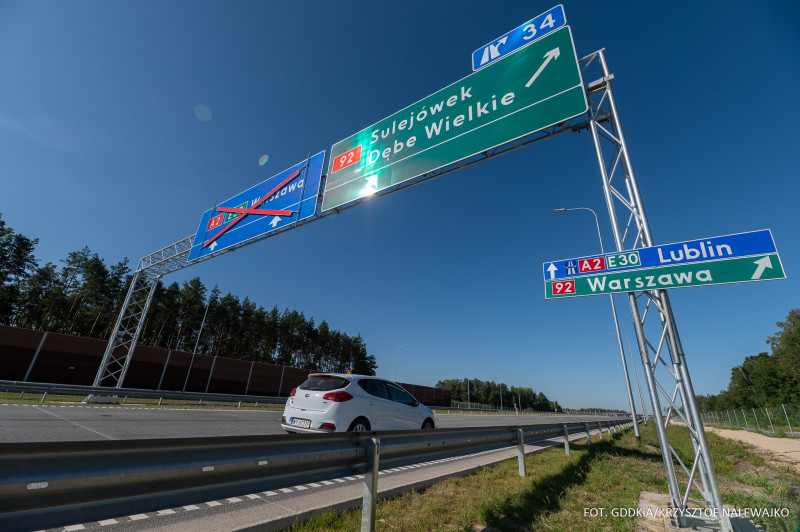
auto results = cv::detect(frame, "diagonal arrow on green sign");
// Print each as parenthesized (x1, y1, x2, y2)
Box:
(545, 253, 786, 299)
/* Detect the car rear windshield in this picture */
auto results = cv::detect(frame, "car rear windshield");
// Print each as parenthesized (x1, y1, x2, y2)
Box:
(299, 375, 350, 391)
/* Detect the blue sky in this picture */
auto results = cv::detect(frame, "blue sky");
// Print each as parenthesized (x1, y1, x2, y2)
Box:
(2, 1, 798, 410)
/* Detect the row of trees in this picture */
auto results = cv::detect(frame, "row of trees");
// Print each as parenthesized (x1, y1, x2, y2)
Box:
(695, 308, 799, 412)
(436, 378, 562, 412)
(0, 214, 376, 374)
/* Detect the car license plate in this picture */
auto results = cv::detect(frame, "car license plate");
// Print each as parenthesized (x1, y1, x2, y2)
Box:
(290, 418, 311, 429)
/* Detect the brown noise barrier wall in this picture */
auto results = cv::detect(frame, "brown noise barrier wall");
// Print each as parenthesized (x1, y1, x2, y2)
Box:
(0, 325, 451, 406)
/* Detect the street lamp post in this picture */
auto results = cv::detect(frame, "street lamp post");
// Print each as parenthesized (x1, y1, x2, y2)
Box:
(555, 207, 640, 440)
(610, 332, 649, 425)
(394, 345, 406, 382)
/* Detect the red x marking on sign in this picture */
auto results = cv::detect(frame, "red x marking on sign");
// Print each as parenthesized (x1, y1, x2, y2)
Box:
(203, 170, 300, 248)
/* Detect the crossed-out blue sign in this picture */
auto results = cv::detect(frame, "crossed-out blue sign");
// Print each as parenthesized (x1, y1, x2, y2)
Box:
(188, 152, 325, 262)
(472, 5, 566, 71)
(542, 230, 780, 281)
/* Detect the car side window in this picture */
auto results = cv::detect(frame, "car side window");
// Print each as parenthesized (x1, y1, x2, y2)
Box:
(358, 379, 389, 400)
(386, 383, 417, 406)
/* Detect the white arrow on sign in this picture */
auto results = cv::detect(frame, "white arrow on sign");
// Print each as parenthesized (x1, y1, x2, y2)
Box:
(525, 47, 561, 88)
(269, 216, 281, 228)
(480, 36, 508, 66)
(209, 241, 218, 251)
(547, 263, 558, 279)
(751, 256, 773, 280)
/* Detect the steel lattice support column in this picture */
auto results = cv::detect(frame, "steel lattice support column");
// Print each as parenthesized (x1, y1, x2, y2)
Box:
(580, 49, 729, 531)
(90, 236, 195, 391)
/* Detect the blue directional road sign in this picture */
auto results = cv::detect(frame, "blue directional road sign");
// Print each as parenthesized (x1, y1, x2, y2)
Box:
(188, 151, 325, 262)
(472, 5, 566, 71)
(542, 230, 780, 282)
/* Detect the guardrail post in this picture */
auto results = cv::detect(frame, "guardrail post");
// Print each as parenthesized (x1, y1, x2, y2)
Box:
(597, 421, 603, 439)
(361, 437, 380, 532)
(584, 423, 592, 445)
(516, 429, 526, 477)
(562, 425, 570, 455)
(40, 392, 47, 404)
(158, 397, 163, 406)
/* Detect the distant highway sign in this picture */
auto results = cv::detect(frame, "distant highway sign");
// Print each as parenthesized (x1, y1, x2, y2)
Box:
(188, 152, 325, 261)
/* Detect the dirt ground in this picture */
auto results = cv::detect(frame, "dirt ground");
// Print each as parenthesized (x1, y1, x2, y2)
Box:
(704, 426, 800, 474)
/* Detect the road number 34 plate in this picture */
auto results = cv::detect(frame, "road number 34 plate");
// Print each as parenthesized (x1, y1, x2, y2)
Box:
(291, 418, 311, 429)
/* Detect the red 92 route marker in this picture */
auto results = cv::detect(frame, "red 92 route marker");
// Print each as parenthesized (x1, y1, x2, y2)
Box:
(551, 279, 575, 295)
(331, 145, 362, 173)
(579, 256, 606, 273)
(202, 170, 299, 248)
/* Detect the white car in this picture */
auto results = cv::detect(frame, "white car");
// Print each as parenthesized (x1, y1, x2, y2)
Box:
(281, 373, 435, 433)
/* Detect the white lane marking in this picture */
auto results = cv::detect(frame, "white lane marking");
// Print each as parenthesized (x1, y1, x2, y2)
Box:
(206, 501, 222, 507)
(263, 491, 278, 496)
(183, 505, 201, 511)
(226, 497, 242, 503)
(98, 519, 118, 526)
(157, 509, 176, 515)
(64, 525, 85, 531)
(129, 514, 148, 521)
(32, 406, 115, 440)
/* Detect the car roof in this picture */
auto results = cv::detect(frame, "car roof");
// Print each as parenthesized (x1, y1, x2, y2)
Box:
(308, 373, 391, 382)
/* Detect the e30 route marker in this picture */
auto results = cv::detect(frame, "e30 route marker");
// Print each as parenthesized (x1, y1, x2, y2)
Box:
(188, 151, 325, 262)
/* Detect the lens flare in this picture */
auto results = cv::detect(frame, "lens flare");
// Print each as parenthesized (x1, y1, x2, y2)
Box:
(258, 154, 269, 166)
(194, 104, 212, 121)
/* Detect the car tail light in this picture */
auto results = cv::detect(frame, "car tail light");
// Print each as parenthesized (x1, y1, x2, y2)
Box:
(320, 423, 336, 431)
(289, 388, 296, 397)
(322, 391, 353, 402)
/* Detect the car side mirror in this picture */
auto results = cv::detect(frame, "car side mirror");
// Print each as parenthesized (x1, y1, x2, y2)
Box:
(413, 400, 419, 407)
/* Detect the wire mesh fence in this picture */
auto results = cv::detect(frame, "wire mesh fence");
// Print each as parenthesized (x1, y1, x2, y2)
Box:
(701, 402, 799, 438)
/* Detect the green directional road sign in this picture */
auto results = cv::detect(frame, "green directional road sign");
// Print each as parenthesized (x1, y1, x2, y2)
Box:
(545, 253, 786, 299)
(322, 25, 587, 212)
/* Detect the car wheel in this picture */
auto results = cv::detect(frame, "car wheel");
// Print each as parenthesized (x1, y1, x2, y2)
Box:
(421, 419, 434, 430)
(348, 418, 371, 432)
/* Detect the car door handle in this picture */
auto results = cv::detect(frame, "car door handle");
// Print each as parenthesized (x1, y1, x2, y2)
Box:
(368, 402, 374, 406)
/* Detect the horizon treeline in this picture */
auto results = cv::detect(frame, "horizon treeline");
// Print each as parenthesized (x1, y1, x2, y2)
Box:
(695, 308, 799, 412)
(0, 213, 377, 374)
(436, 378, 562, 412)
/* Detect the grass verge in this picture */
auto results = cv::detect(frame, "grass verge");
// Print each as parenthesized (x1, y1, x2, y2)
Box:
(290, 423, 800, 531)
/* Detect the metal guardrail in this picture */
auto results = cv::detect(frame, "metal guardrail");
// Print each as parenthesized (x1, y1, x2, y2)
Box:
(0, 379, 286, 406)
(0, 418, 632, 531)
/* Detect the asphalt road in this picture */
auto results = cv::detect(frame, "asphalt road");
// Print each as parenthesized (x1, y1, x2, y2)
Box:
(0, 403, 616, 442)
